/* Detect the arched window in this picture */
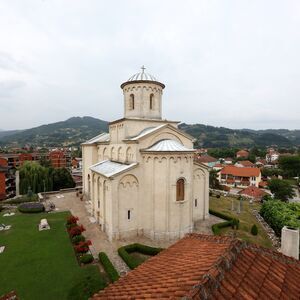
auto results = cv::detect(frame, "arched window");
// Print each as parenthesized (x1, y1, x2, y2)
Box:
(150, 94, 154, 110)
(129, 94, 135, 110)
(176, 178, 185, 201)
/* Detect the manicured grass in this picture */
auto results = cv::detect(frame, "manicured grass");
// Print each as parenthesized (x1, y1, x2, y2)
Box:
(210, 196, 273, 248)
(0, 211, 106, 300)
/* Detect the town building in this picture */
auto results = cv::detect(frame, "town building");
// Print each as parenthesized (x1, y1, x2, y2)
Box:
(234, 160, 255, 168)
(195, 154, 218, 168)
(218, 165, 261, 188)
(82, 68, 209, 241)
(0, 157, 17, 200)
(266, 148, 280, 163)
(236, 149, 249, 159)
(238, 185, 268, 201)
(93, 234, 300, 299)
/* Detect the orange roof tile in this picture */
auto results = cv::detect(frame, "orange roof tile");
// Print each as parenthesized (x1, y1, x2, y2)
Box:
(238, 186, 267, 198)
(92, 234, 300, 299)
(220, 166, 260, 177)
(237, 160, 255, 167)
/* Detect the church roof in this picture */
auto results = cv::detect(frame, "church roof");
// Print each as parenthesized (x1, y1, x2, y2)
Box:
(82, 132, 110, 145)
(121, 66, 165, 89)
(90, 160, 137, 178)
(144, 139, 195, 152)
(92, 234, 300, 299)
(127, 125, 165, 140)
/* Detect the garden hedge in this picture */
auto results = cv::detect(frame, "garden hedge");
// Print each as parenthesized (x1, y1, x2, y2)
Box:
(98, 252, 120, 282)
(18, 202, 45, 213)
(4, 194, 38, 205)
(209, 209, 239, 235)
(118, 243, 163, 269)
(79, 254, 94, 264)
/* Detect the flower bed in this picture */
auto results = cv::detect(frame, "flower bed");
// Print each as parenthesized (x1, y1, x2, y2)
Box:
(66, 215, 93, 264)
(118, 243, 163, 269)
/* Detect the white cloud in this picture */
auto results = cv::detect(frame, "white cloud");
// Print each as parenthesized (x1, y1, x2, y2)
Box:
(0, 0, 299, 130)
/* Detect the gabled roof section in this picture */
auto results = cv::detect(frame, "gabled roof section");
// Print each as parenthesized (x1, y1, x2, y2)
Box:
(124, 123, 195, 142)
(82, 132, 110, 145)
(89, 160, 137, 178)
(220, 166, 261, 177)
(92, 233, 300, 299)
(143, 139, 195, 152)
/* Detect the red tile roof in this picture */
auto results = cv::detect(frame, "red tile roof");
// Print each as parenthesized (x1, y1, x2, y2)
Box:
(236, 150, 249, 157)
(238, 186, 267, 199)
(92, 234, 300, 299)
(220, 166, 260, 177)
(237, 160, 255, 167)
(195, 155, 218, 163)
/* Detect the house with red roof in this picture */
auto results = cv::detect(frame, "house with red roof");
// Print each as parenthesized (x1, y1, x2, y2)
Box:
(238, 186, 268, 201)
(218, 166, 261, 188)
(235, 160, 255, 168)
(92, 234, 300, 299)
(236, 149, 249, 159)
(195, 154, 218, 168)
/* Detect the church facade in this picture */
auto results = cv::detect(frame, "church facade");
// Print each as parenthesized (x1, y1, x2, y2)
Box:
(82, 69, 209, 241)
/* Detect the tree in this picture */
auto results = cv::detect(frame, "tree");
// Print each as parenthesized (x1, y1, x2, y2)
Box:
(209, 170, 220, 189)
(268, 179, 295, 202)
(19, 161, 52, 194)
(278, 155, 300, 178)
(52, 168, 75, 191)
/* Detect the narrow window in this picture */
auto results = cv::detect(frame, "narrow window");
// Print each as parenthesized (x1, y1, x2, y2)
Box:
(176, 179, 185, 201)
(127, 210, 131, 220)
(150, 94, 154, 110)
(129, 94, 135, 110)
(195, 199, 197, 207)
(98, 200, 100, 209)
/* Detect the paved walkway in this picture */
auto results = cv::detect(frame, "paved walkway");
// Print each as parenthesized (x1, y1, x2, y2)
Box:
(46, 191, 222, 274)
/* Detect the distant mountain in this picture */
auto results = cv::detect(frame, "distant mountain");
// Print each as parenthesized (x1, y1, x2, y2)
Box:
(0, 117, 108, 147)
(179, 123, 299, 148)
(0, 130, 22, 139)
(0, 117, 299, 148)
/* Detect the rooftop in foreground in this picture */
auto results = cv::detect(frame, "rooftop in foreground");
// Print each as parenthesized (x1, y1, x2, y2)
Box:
(93, 233, 300, 299)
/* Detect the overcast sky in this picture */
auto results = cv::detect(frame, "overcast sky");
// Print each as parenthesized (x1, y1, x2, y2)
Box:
(0, 0, 300, 130)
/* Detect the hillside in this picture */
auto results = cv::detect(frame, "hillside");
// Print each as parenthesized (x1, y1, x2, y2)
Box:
(0, 117, 109, 147)
(0, 117, 299, 148)
(178, 123, 298, 148)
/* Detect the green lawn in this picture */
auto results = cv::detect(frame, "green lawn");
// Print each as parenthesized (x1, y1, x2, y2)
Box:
(210, 196, 273, 248)
(0, 211, 106, 300)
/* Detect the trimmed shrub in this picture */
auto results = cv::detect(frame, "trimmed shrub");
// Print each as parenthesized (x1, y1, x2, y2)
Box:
(251, 224, 258, 236)
(209, 209, 240, 235)
(72, 234, 86, 245)
(118, 243, 163, 269)
(99, 252, 120, 282)
(80, 254, 94, 264)
(209, 209, 232, 221)
(18, 202, 44, 213)
(4, 194, 38, 205)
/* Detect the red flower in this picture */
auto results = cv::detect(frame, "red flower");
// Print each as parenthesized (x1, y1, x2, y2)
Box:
(68, 225, 85, 237)
(74, 240, 91, 253)
(67, 215, 79, 225)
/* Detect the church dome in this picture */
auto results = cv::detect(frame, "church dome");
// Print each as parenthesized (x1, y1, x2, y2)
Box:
(121, 66, 165, 89)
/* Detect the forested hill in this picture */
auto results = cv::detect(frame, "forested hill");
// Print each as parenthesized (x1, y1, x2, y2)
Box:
(0, 117, 299, 148)
(0, 117, 109, 147)
(178, 123, 300, 148)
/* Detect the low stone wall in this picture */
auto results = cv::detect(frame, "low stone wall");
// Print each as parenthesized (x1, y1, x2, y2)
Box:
(252, 209, 281, 249)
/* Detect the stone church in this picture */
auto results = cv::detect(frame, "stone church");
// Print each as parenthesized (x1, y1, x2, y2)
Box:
(82, 68, 209, 241)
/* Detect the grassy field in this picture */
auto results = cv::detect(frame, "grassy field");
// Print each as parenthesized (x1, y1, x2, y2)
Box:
(0, 211, 106, 300)
(210, 196, 273, 248)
